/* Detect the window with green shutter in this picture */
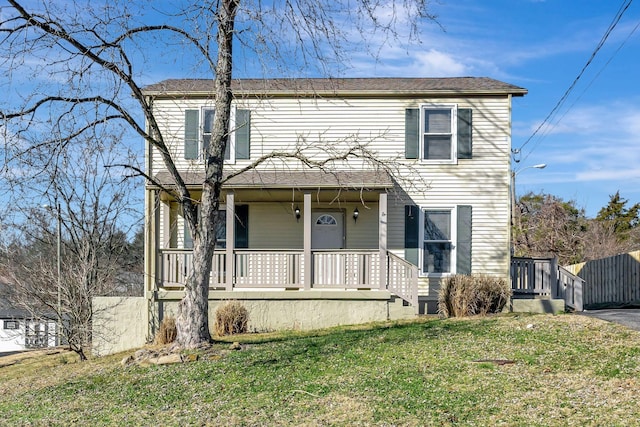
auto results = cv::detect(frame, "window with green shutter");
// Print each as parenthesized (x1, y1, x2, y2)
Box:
(404, 205, 473, 275)
(404, 106, 472, 161)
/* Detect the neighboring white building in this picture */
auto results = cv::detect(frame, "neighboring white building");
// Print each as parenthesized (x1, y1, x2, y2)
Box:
(0, 285, 58, 353)
(141, 77, 527, 332)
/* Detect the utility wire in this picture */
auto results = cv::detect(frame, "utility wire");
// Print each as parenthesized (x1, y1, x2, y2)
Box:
(515, 0, 634, 159)
(520, 8, 640, 164)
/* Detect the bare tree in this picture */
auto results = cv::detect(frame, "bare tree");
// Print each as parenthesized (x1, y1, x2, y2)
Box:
(0, 0, 437, 348)
(0, 134, 140, 360)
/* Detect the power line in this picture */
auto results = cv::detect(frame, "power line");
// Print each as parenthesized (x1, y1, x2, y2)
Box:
(515, 0, 634, 160)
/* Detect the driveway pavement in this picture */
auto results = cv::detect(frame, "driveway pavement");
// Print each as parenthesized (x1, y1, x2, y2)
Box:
(580, 309, 640, 332)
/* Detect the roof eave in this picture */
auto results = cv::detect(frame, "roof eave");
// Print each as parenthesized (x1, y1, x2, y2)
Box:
(142, 88, 528, 98)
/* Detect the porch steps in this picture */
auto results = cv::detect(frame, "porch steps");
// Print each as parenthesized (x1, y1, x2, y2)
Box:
(388, 296, 417, 320)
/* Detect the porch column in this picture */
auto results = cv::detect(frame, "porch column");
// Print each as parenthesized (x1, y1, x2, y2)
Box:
(303, 192, 312, 289)
(161, 200, 171, 249)
(225, 191, 235, 291)
(379, 192, 388, 290)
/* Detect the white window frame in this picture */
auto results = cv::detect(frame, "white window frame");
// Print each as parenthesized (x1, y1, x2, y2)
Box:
(419, 206, 457, 277)
(200, 107, 237, 164)
(420, 104, 458, 164)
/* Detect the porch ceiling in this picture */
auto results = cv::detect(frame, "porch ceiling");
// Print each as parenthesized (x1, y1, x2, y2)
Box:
(149, 169, 394, 192)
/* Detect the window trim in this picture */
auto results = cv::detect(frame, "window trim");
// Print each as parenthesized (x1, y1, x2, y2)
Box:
(420, 103, 458, 164)
(419, 206, 457, 277)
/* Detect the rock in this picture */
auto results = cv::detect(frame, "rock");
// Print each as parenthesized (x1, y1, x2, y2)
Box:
(120, 355, 134, 367)
(151, 354, 184, 365)
(183, 353, 199, 363)
(230, 342, 242, 350)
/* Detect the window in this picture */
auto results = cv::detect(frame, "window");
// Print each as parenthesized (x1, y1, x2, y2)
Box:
(184, 107, 251, 162)
(184, 209, 226, 249)
(404, 205, 472, 276)
(423, 209, 453, 273)
(316, 214, 337, 226)
(405, 106, 472, 161)
(3, 320, 19, 330)
(422, 105, 455, 161)
(182, 205, 249, 249)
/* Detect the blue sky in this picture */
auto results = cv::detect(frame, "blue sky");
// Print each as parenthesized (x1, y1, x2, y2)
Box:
(2, 0, 638, 220)
(333, 0, 639, 218)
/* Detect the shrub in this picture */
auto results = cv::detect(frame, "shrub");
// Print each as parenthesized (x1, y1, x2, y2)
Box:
(438, 274, 511, 318)
(154, 316, 177, 345)
(214, 301, 249, 336)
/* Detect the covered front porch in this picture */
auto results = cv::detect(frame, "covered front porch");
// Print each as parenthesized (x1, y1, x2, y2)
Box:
(147, 170, 418, 310)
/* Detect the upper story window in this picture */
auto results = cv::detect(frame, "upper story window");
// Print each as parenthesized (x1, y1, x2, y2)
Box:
(405, 105, 472, 162)
(184, 107, 251, 162)
(422, 107, 454, 160)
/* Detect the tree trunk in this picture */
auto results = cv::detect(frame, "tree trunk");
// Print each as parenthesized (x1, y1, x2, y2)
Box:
(175, 0, 238, 348)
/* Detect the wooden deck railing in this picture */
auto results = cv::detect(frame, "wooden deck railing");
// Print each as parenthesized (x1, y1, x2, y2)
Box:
(511, 256, 585, 311)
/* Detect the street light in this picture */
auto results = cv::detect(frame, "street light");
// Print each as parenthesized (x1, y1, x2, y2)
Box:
(511, 163, 547, 221)
(43, 203, 61, 346)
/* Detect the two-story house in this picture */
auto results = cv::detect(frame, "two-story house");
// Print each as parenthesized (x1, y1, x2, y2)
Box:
(141, 77, 527, 333)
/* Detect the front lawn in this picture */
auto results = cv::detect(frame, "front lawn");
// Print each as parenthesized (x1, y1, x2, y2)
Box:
(1, 313, 639, 426)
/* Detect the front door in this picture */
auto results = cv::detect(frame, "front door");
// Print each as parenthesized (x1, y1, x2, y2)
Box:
(312, 211, 345, 249)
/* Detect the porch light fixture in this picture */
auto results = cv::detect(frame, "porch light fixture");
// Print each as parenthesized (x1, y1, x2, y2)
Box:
(294, 205, 301, 222)
(353, 207, 359, 223)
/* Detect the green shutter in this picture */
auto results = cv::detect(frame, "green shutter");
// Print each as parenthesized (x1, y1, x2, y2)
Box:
(405, 108, 419, 159)
(457, 108, 472, 159)
(404, 205, 419, 265)
(456, 205, 472, 275)
(234, 204, 249, 248)
(184, 110, 199, 160)
(235, 109, 251, 160)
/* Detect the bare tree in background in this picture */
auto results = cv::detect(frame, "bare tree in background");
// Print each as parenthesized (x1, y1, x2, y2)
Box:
(0, 0, 438, 348)
(0, 134, 140, 360)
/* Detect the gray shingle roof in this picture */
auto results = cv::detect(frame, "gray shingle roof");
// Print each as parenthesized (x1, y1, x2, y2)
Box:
(142, 77, 527, 97)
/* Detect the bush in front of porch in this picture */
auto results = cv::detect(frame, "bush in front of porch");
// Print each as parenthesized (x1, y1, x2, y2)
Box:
(438, 274, 511, 317)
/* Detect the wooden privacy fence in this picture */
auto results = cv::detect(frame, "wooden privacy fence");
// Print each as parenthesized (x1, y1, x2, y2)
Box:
(511, 257, 585, 311)
(565, 250, 640, 309)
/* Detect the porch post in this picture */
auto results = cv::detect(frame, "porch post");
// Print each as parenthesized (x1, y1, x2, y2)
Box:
(379, 192, 388, 290)
(161, 200, 171, 249)
(225, 191, 235, 291)
(304, 192, 312, 289)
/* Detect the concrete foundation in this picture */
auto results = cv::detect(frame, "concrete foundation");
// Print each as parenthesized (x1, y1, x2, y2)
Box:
(511, 298, 565, 314)
(92, 291, 417, 356)
(156, 290, 406, 333)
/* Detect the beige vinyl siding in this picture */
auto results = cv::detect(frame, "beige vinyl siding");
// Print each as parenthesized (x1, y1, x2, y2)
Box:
(150, 94, 514, 296)
(249, 203, 303, 249)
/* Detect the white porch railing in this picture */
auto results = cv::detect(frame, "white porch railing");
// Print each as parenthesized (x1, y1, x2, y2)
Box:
(235, 250, 303, 288)
(158, 248, 418, 308)
(160, 249, 226, 288)
(312, 250, 380, 288)
(387, 252, 419, 310)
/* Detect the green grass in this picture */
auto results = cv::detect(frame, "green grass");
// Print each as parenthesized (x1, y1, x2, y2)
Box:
(2, 314, 640, 426)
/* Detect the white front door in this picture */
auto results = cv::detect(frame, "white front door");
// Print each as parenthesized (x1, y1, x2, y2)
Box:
(312, 211, 345, 249)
